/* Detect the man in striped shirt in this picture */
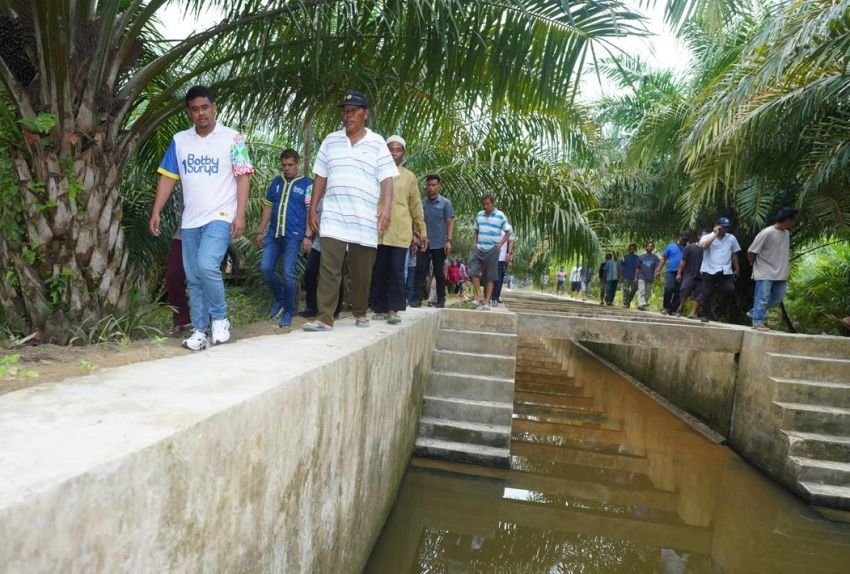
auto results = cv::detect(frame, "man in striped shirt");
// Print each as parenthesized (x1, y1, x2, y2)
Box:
(303, 91, 398, 331)
(470, 194, 512, 311)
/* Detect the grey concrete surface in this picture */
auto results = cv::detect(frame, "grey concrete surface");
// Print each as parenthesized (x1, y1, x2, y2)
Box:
(0, 309, 439, 574)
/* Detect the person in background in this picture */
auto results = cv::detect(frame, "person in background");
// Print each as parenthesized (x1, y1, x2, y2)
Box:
(597, 259, 606, 304)
(676, 231, 705, 319)
(457, 259, 468, 296)
(300, 197, 343, 320)
(370, 135, 426, 325)
(412, 175, 454, 308)
(470, 194, 512, 310)
(491, 231, 515, 307)
(255, 148, 312, 330)
(446, 258, 460, 296)
(620, 243, 640, 308)
(163, 194, 191, 337)
(698, 217, 741, 323)
(556, 267, 567, 296)
(405, 241, 418, 305)
(569, 265, 582, 298)
(747, 207, 798, 331)
(657, 232, 689, 315)
(637, 242, 660, 310)
(604, 252, 620, 305)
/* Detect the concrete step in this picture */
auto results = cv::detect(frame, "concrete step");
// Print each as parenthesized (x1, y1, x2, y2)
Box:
(515, 401, 606, 421)
(512, 440, 647, 474)
(784, 431, 850, 462)
(788, 456, 850, 486)
(800, 482, 850, 511)
(513, 412, 622, 431)
(418, 417, 511, 448)
(513, 372, 572, 385)
(514, 390, 594, 410)
(431, 349, 516, 379)
(775, 401, 850, 434)
(772, 377, 850, 408)
(515, 364, 566, 375)
(766, 353, 850, 384)
(436, 328, 517, 357)
(427, 371, 514, 402)
(414, 437, 510, 468)
(512, 417, 625, 443)
(423, 396, 513, 425)
(440, 309, 517, 334)
(514, 382, 585, 397)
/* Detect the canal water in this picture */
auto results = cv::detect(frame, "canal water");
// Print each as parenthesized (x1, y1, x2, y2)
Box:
(366, 338, 850, 573)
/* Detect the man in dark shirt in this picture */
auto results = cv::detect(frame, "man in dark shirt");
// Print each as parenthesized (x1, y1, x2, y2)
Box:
(637, 243, 660, 310)
(676, 231, 705, 318)
(620, 243, 640, 308)
(412, 175, 454, 308)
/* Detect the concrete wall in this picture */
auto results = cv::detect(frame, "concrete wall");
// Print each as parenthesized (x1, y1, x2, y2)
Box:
(0, 310, 439, 574)
(580, 342, 739, 436)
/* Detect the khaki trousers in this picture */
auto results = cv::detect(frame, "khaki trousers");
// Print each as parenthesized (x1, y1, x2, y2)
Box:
(317, 237, 376, 326)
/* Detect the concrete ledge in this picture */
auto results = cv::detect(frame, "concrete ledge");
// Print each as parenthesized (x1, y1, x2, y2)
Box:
(518, 313, 743, 353)
(0, 310, 439, 573)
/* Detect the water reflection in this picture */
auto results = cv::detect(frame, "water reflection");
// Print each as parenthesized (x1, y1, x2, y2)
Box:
(366, 339, 850, 573)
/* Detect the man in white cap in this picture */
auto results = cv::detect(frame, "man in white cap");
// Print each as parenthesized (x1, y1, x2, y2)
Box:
(370, 135, 427, 324)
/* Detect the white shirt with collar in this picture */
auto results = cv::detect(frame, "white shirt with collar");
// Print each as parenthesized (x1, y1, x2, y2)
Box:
(699, 231, 741, 275)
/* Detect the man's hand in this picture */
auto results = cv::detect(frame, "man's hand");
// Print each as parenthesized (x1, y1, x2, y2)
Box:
(149, 212, 161, 237)
(231, 215, 246, 239)
(714, 225, 722, 234)
(308, 210, 319, 235)
(255, 232, 264, 249)
(676, 272, 682, 282)
(733, 268, 740, 280)
(301, 237, 312, 255)
(420, 237, 429, 251)
(445, 240, 452, 255)
(377, 206, 391, 234)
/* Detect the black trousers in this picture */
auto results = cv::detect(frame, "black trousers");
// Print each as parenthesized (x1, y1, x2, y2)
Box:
(371, 245, 407, 313)
(414, 248, 447, 304)
(662, 271, 681, 312)
(699, 271, 735, 320)
(303, 248, 342, 316)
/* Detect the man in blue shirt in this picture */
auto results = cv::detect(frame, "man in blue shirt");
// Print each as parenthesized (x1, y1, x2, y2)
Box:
(412, 175, 455, 308)
(657, 232, 689, 315)
(470, 194, 512, 310)
(619, 243, 640, 308)
(255, 149, 312, 329)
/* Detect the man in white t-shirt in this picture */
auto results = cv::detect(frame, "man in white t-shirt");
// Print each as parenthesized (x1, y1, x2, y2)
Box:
(747, 207, 798, 331)
(149, 86, 253, 351)
(303, 91, 398, 331)
(698, 216, 741, 323)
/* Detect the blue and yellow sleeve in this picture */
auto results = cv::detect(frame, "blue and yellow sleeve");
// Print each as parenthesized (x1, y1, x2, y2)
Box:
(157, 139, 180, 180)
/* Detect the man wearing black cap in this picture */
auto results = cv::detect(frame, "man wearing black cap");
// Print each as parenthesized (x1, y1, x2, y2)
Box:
(697, 217, 741, 323)
(303, 91, 398, 331)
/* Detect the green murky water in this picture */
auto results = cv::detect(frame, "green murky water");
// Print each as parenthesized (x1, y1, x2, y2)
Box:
(366, 339, 850, 573)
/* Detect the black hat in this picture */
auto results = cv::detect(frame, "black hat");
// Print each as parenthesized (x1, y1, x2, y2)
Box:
(338, 91, 369, 108)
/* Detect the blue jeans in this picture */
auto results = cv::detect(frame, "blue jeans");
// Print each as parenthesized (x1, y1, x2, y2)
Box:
(406, 266, 417, 304)
(181, 220, 231, 331)
(751, 280, 787, 326)
(260, 235, 300, 315)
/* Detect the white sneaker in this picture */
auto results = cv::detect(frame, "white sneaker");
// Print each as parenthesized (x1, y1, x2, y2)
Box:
(211, 318, 231, 345)
(182, 329, 209, 351)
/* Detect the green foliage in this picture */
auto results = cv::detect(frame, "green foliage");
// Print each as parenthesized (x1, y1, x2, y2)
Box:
(18, 113, 56, 135)
(67, 293, 164, 345)
(0, 140, 24, 243)
(44, 267, 76, 311)
(0, 354, 38, 378)
(784, 242, 850, 335)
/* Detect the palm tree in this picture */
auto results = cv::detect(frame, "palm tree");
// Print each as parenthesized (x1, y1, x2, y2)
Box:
(0, 0, 645, 342)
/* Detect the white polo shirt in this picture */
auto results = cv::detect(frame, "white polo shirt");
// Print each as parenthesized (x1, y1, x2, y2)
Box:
(158, 124, 254, 229)
(699, 232, 741, 275)
(312, 128, 398, 248)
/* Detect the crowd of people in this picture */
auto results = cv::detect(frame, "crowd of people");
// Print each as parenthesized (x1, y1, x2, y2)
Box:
(149, 86, 514, 351)
(555, 209, 800, 330)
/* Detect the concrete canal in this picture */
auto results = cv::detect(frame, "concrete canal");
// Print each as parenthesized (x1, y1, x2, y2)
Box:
(366, 338, 850, 573)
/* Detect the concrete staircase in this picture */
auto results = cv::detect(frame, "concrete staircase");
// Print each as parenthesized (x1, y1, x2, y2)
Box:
(769, 349, 850, 511)
(414, 309, 517, 467)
